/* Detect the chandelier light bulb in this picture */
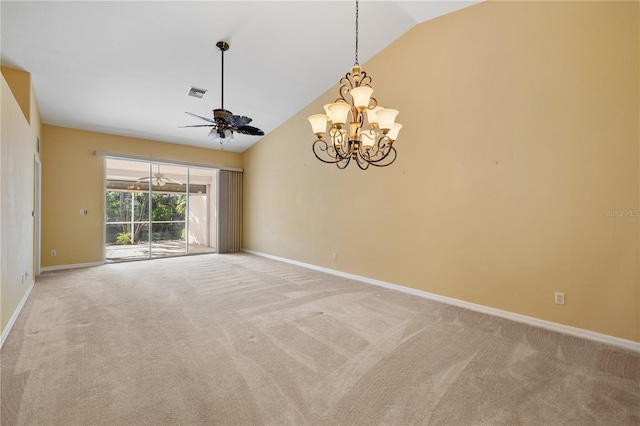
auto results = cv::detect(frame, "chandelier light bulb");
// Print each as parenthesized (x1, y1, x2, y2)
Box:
(388, 123, 403, 141)
(360, 129, 376, 148)
(327, 102, 351, 126)
(323, 104, 335, 123)
(376, 108, 399, 131)
(365, 105, 384, 125)
(308, 114, 329, 136)
(350, 86, 373, 110)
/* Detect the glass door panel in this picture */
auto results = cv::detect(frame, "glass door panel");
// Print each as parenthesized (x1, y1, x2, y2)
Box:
(187, 167, 217, 255)
(105, 189, 144, 261)
(150, 164, 187, 258)
(105, 159, 151, 262)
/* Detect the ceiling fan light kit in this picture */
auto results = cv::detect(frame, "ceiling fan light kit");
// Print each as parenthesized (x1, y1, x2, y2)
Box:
(180, 40, 264, 149)
(308, 0, 401, 169)
(137, 165, 183, 187)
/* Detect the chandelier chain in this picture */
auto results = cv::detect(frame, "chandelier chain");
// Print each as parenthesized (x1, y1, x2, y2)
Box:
(354, 0, 359, 66)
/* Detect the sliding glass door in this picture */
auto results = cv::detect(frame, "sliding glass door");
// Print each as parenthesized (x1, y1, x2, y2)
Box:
(105, 159, 217, 262)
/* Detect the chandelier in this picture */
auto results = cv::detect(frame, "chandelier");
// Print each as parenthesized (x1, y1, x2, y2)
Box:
(307, 0, 402, 169)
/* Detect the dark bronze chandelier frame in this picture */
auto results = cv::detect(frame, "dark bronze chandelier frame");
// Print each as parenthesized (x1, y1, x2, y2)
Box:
(309, 0, 400, 170)
(312, 67, 397, 170)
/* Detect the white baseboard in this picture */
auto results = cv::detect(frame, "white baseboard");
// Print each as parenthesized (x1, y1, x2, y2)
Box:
(40, 261, 103, 273)
(0, 280, 35, 350)
(243, 249, 640, 353)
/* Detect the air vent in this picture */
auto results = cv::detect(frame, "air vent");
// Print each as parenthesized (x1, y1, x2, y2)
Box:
(187, 87, 207, 99)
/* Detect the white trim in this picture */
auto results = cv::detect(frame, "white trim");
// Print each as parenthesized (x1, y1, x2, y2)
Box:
(243, 249, 640, 353)
(0, 280, 35, 350)
(40, 261, 103, 273)
(34, 155, 42, 276)
(94, 151, 243, 172)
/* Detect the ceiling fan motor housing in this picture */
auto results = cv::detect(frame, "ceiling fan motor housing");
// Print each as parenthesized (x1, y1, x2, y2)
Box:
(214, 108, 233, 118)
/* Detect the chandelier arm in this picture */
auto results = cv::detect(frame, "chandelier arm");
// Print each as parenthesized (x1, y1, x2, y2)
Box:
(359, 71, 372, 87)
(360, 134, 376, 145)
(368, 95, 378, 110)
(356, 158, 370, 170)
(317, 135, 354, 163)
(356, 122, 382, 159)
(367, 146, 397, 167)
(367, 147, 393, 163)
(339, 74, 355, 96)
(359, 128, 377, 143)
(375, 135, 391, 150)
(339, 143, 351, 160)
(336, 157, 351, 169)
(358, 144, 371, 160)
(312, 139, 344, 164)
(355, 150, 372, 170)
(330, 129, 352, 161)
(363, 144, 392, 163)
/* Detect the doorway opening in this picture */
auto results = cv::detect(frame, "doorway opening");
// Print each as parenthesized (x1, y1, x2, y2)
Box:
(104, 158, 217, 262)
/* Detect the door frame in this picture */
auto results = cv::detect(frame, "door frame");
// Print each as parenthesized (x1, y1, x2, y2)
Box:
(34, 154, 42, 276)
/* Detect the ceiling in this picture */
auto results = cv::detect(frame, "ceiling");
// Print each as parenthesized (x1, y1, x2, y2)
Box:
(1, 1, 478, 153)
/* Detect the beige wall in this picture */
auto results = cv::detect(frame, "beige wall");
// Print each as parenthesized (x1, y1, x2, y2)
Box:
(1, 69, 41, 334)
(243, 1, 640, 341)
(41, 125, 242, 268)
(2, 66, 32, 125)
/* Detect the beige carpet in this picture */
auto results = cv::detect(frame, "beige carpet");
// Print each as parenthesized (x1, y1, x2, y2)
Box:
(1, 253, 638, 425)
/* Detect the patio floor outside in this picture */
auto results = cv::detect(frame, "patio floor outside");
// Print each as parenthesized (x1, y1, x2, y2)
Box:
(106, 240, 216, 263)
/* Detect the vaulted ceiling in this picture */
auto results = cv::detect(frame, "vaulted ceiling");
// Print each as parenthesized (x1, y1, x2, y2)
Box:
(1, 1, 478, 152)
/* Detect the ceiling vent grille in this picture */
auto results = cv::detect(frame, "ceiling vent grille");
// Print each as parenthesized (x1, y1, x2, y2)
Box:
(187, 87, 207, 99)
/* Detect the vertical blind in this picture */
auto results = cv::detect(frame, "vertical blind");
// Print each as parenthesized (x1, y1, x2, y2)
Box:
(217, 170, 242, 253)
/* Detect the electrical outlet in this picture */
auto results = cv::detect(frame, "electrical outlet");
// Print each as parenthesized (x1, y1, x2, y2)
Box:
(554, 292, 565, 305)
(50, 249, 57, 257)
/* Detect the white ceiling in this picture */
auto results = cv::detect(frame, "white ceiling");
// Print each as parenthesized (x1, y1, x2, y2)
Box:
(1, 1, 479, 153)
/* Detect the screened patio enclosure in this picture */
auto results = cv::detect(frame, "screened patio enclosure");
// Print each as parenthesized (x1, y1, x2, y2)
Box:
(104, 158, 217, 262)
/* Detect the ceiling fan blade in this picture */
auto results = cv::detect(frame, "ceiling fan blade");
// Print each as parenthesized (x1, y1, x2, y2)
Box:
(165, 178, 183, 185)
(223, 115, 252, 127)
(178, 124, 216, 128)
(235, 125, 265, 136)
(184, 111, 217, 124)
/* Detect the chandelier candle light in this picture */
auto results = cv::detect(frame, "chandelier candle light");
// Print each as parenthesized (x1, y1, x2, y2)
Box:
(308, 0, 402, 169)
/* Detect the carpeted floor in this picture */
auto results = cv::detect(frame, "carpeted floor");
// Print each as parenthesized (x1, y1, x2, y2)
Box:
(1, 253, 638, 425)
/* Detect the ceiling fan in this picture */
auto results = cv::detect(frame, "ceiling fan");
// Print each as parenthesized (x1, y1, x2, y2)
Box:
(180, 41, 264, 148)
(137, 165, 182, 187)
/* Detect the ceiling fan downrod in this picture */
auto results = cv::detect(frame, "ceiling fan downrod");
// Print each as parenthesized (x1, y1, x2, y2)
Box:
(216, 41, 229, 111)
